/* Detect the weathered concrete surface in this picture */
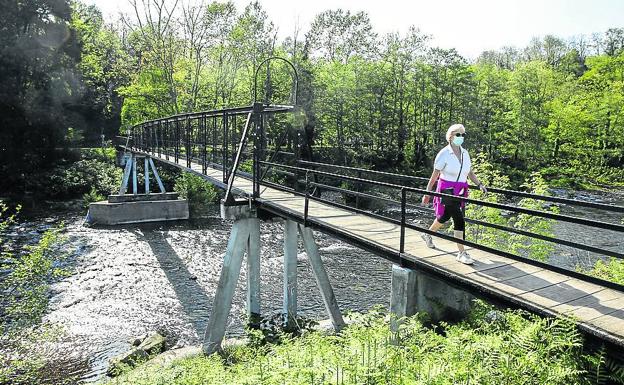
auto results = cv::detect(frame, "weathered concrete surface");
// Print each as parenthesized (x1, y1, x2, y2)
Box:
(107, 347, 148, 376)
(414, 269, 475, 323)
(220, 198, 254, 220)
(390, 265, 474, 326)
(108, 192, 179, 203)
(390, 265, 417, 331)
(88, 199, 189, 225)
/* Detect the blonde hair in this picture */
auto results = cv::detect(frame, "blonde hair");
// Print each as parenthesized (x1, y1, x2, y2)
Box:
(446, 123, 465, 142)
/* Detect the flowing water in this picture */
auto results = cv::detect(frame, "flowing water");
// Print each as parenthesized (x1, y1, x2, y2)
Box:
(3, 188, 624, 383)
(33, 205, 393, 383)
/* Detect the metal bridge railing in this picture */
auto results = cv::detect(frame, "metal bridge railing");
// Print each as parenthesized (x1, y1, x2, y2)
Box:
(121, 59, 624, 292)
(124, 106, 624, 292)
(124, 105, 624, 290)
(258, 160, 624, 292)
(127, 103, 297, 202)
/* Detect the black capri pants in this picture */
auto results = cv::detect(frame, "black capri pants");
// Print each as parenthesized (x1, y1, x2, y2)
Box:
(437, 204, 465, 231)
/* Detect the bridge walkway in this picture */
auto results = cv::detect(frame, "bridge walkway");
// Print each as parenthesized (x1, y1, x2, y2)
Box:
(134, 148, 624, 347)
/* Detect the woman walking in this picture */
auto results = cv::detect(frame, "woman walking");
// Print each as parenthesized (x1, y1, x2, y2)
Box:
(421, 123, 487, 264)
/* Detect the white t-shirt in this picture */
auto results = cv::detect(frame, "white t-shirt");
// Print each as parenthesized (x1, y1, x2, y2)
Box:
(433, 145, 471, 183)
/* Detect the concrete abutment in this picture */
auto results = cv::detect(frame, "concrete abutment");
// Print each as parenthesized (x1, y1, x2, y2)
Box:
(390, 264, 475, 329)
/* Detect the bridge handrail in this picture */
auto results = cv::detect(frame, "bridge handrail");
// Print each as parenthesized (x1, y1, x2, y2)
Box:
(260, 160, 624, 233)
(126, 102, 624, 290)
(130, 104, 295, 130)
(306, 180, 624, 260)
(257, 176, 624, 293)
(299, 160, 624, 214)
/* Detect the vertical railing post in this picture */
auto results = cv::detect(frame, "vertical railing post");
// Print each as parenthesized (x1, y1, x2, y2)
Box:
(152, 122, 157, 155)
(202, 115, 207, 174)
(165, 121, 170, 161)
(145, 123, 149, 153)
(231, 114, 237, 165)
(159, 121, 163, 157)
(175, 119, 180, 163)
(150, 123, 154, 154)
(294, 128, 301, 191)
(212, 116, 217, 165)
(252, 102, 264, 198)
(400, 188, 406, 255)
(355, 170, 362, 209)
(304, 170, 310, 227)
(222, 112, 228, 183)
(187, 117, 192, 168)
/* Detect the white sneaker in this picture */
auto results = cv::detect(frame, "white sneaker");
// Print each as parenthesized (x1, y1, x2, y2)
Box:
(421, 233, 435, 248)
(456, 251, 474, 265)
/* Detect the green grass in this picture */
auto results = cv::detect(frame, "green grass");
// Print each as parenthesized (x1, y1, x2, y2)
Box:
(108, 302, 624, 385)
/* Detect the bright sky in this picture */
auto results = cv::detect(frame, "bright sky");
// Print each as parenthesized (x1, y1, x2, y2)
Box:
(84, 0, 624, 59)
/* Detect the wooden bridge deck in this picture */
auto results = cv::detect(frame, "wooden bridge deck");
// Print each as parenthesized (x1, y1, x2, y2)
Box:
(140, 150, 624, 346)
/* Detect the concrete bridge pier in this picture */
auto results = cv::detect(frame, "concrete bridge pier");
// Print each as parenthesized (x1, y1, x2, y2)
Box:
(203, 200, 259, 355)
(297, 223, 345, 332)
(203, 205, 346, 355)
(282, 219, 346, 331)
(390, 265, 475, 330)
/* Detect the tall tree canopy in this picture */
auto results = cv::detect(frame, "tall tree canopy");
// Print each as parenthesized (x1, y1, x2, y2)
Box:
(1, 1, 623, 191)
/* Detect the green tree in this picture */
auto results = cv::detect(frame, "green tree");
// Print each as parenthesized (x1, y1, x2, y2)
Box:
(0, 0, 81, 190)
(71, 2, 130, 143)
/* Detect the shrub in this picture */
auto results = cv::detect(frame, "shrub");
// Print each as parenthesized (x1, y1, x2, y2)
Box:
(108, 301, 624, 385)
(0, 204, 74, 384)
(82, 187, 106, 207)
(588, 258, 624, 285)
(24, 147, 122, 200)
(467, 155, 556, 262)
(173, 172, 219, 217)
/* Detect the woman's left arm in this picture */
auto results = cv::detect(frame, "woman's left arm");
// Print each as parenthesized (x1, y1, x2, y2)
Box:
(468, 170, 487, 193)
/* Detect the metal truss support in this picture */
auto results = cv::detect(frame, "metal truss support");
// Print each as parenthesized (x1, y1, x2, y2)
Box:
(118, 153, 166, 195)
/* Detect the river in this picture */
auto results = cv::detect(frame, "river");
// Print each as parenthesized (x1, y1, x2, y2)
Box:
(3, 188, 623, 383)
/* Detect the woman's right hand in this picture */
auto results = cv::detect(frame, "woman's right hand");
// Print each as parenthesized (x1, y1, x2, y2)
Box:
(421, 194, 430, 205)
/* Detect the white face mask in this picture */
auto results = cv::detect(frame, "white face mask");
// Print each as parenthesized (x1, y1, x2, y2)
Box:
(452, 136, 464, 146)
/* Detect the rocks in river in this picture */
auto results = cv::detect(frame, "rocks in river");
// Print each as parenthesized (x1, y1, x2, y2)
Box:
(138, 333, 167, 355)
(108, 332, 167, 377)
(107, 347, 148, 376)
(500, 210, 517, 218)
(129, 334, 147, 346)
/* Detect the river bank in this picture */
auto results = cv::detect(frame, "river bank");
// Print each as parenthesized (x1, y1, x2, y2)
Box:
(2, 186, 623, 383)
(29, 204, 392, 382)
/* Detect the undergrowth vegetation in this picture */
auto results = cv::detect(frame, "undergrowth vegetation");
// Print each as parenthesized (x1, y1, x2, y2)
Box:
(0, 202, 74, 384)
(589, 258, 624, 285)
(109, 302, 624, 385)
(24, 148, 122, 201)
(173, 172, 220, 217)
(463, 155, 557, 262)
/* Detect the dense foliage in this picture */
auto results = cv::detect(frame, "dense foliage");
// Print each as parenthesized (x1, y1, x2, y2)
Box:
(466, 155, 558, 262)
(25, 148, 122, 200)
(2, 1, 622, 193)
(114, 1, 624, 187)
(0, 1, 128, 194)
(0, 203, 73, 384)
(173, 172, 220, 217)
(109, 303, 624, 385)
